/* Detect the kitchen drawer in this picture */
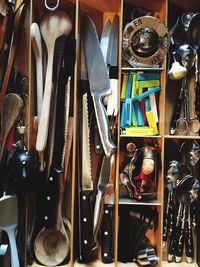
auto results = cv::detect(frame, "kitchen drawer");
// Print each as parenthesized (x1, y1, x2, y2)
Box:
(0, 0, 200, 267)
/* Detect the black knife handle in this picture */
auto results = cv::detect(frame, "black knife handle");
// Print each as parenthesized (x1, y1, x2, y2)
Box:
(185, 207, 194, 263)
(167, 203, 182, 262)
(168, 192, 175, 239)
(80, 190, 96, 253)
(175, 205, 186, 263)
(195, 82, 200, 119)
(101, 204, 114, 263)
(163, 191, 171, 242)
(170, 93, 182, 135)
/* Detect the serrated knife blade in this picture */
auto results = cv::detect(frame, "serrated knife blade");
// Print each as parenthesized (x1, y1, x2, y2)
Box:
(83, 15, 116, 157)
(82, 93, 93, 190)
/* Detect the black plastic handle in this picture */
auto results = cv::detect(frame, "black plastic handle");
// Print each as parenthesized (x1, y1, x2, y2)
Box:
(101, 204, 114, 263)
(80, 190, 96, 254)
(175, 206, 186, 262)
(167, 203, 182, 262)
(185, 207, 194, 263)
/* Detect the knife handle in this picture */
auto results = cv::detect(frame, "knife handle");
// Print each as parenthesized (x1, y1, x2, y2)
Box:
(101, 204, 114, 263)
(185, 206, 194, 264)
(92, 94, 116, 157)
(80, 190, 96, 252)
(175, 205, 186, 263)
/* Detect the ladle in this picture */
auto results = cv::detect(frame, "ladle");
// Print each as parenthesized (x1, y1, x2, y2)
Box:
(0, 93, 23, 161)
(175, 175, 199, 263)
(36, 10, 72, 152)
(187, 14, 200, 120)
(0, 194, 20, 267)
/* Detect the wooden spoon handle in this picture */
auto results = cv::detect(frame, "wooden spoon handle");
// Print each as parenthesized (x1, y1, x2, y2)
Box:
(36, 53, 53, 152)
(0, 93, 23, 161)
(31, 22, 43, 121)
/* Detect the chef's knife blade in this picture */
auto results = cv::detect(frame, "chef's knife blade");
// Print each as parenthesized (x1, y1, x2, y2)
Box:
(83, 15, 116, 157)
(100, 19, 111, 64)
(80, 93, 96, 252)
(93, 156, 111, 242)
(106, 14, 119, 116)
(106, 14, 119, 67)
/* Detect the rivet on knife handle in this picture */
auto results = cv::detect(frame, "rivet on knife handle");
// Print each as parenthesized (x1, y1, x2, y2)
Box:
(92, 94, 116, 157)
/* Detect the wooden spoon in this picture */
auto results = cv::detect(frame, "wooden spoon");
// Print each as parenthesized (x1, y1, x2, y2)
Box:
(34, 172, 70, 266)
(36, 10, 72, 152)
(0, 93, 23, 161)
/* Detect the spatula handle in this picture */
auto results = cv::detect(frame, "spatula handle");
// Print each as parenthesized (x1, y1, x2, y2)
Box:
(92, 94, 116, 157)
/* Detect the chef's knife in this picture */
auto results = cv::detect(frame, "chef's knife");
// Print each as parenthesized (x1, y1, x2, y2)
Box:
(83, 15, 116, 157)
(80, 93, 96, 252)
(93, 156, 111, 242)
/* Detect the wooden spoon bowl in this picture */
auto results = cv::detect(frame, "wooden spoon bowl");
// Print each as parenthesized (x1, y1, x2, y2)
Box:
(34, 225, 69, 266)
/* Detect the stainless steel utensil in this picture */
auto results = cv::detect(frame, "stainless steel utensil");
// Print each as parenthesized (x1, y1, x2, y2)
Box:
(175, 175, 199, 263)
(0, 195, 20, 267)
(137, 246, 158, 266)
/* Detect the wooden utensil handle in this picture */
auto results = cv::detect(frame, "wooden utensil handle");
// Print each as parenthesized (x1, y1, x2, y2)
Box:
(36, 53, 53, 152)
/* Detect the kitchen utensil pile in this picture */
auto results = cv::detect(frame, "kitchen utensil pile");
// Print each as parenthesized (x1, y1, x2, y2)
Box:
(163, 140, 200, 263)
(0, 1, 76, 266)
(78, 14, 119, 263)
(169, 12, 200, 135)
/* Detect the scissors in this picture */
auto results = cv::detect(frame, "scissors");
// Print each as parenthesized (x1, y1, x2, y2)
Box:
(171, 76, 200, 134)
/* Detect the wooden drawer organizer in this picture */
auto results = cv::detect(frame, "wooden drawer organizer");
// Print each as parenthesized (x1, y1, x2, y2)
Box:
(1, 0, 200, 267)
